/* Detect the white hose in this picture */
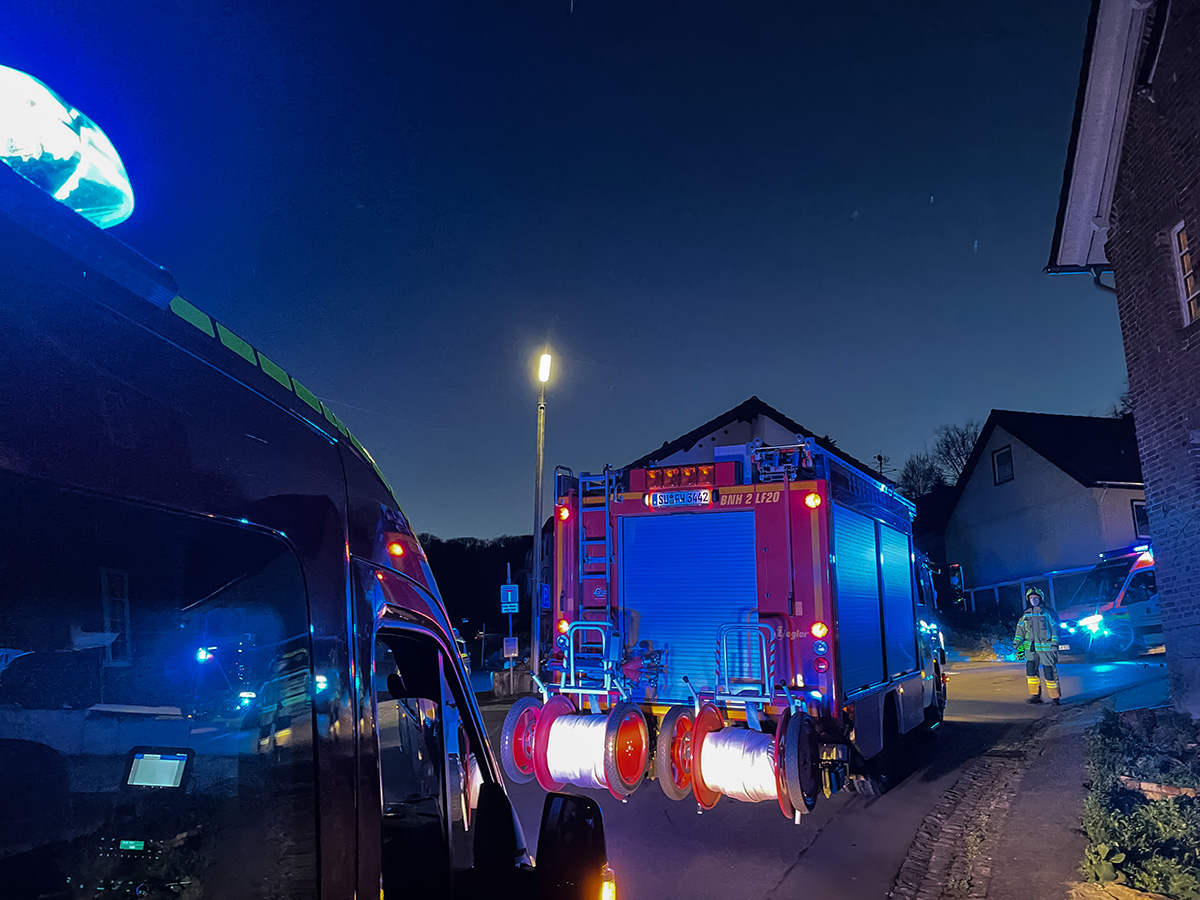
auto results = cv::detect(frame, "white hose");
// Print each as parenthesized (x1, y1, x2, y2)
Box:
(545, 714, 609, 791)
(699, 728, 778, 803)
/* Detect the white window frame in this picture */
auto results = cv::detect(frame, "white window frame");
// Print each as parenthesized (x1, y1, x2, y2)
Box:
(1131, 499, 1151, 541)
(992, 445, 1014, 485)
(1171, 221, 1200, 326)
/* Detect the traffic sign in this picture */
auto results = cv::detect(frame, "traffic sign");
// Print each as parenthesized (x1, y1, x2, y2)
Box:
(500, 583, 519, 614)
(503, 637, 519, 658)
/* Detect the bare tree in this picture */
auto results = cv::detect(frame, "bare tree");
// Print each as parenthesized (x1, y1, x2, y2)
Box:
(898, 451, 945, 499)
(933, 420, 982, 484)
(1110, 386, 1134, 418)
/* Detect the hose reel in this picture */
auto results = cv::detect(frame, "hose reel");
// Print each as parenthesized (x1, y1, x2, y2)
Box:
(501, 695, 650, 800)
(655, 702, 819, 817)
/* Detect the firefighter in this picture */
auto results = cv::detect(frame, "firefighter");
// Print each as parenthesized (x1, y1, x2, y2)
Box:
(1014, 587, 1061, 705)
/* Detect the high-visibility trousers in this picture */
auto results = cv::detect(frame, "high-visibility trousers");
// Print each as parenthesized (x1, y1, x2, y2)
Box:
(1026, 657, 1061, 700)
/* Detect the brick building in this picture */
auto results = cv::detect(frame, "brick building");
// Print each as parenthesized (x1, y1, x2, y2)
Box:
(1049, 0, 1200, 713)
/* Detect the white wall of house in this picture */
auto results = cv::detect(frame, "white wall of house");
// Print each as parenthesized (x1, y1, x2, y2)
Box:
(944, 427, 1143, 588)
(1094, 485, 1146, 550)
(654, 416, 803, 466)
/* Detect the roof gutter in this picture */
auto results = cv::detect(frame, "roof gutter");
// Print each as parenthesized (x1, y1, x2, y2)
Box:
(1091, 264, 1117, 294)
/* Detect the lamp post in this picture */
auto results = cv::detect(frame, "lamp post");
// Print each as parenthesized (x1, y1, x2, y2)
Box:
(531, 351, 552, 677)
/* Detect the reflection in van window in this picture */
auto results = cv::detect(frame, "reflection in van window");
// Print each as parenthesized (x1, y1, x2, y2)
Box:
(0, 473, 316, 900)
(375, 629, 485, 900)
(1067, 556, 1137, 608)
(1122, 570, 1158, 606)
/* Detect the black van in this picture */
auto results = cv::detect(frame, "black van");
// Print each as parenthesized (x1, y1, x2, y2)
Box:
(0, 163, 612, 899)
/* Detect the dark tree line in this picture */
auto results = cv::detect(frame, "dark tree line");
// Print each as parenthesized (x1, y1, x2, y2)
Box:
(418, 534, 533, 635)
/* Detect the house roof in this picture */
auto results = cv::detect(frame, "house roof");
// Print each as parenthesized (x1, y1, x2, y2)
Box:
(626, 395, 886, 485)
(958, 410, 1143, 496)
(1046, 0, 1157, 274)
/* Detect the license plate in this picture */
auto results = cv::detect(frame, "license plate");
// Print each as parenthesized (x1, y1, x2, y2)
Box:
(646, 488, 712, 509)
(1059, 644, 1071, 651)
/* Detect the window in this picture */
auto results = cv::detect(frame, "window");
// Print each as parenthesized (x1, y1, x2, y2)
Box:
(1173, 222, 1200, 324)
(375, 628, 487, 900)
(0, 472, 318, 899)
(1132, 500, 1151, 540)
(992, 445, 1014, 485)
(1121, 569, 1157, 606)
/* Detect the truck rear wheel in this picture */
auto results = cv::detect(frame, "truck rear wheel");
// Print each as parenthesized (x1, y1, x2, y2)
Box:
(500, 697, 541, 784)
(783, 711, 818, 811)
(869, 701, 902, 793)
(655, 705, 694, 801)
(604, 700, 650, 799)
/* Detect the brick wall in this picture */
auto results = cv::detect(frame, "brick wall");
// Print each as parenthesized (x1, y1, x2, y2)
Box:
(1106, 0, 1200, 714)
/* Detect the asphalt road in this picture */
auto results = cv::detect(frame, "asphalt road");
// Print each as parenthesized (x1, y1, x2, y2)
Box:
(481, 657, 1168, 900)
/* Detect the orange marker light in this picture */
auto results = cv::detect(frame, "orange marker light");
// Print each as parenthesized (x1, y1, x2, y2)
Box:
(811, 621, 829, 639)
(557, 619, 569, 635)
(805, 492, 822, 509)
(557, 505, 571, 521)
(386, 541, 405, 558)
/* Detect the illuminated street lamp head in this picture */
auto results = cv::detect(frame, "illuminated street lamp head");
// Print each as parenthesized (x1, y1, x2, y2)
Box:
(538, 353, 553, 384)
(0, 65, 134, 228)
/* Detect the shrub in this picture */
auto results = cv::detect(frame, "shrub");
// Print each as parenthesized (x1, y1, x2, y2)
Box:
(941, 612, 1020, 660)
(1082, 709, 1200, 898)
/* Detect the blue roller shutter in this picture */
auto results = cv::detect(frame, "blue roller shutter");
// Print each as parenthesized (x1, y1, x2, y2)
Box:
(880, 524, 918, 678)
(620, 511, 758, 702)
(832, 505, 884, 693)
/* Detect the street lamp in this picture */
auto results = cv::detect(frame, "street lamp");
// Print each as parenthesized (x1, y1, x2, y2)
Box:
(531, 351, 552, 677)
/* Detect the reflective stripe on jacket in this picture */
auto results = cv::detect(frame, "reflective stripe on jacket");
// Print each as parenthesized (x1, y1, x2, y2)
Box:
(1015, 607, 1059, 654)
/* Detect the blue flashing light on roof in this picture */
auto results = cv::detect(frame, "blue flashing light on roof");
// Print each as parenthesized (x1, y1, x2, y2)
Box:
(1133, 544, 1150, 553)
(0, 65, 134, 228)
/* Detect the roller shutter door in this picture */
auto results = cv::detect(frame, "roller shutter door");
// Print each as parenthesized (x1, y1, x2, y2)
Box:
(620, 511, 757, 702)
(880, 524, 918, 678)
(832, 505, 884, 694)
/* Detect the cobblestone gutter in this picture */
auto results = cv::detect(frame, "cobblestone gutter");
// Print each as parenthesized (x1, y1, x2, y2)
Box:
(889, 717, 1061, 900)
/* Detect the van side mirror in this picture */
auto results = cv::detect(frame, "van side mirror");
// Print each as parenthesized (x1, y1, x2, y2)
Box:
(537, 792, 612, 898)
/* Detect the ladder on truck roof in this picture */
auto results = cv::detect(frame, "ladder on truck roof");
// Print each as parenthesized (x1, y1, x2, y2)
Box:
(578, 466, 618, 628)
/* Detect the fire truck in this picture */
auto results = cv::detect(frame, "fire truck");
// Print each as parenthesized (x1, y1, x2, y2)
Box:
(500, 439, 947, 819)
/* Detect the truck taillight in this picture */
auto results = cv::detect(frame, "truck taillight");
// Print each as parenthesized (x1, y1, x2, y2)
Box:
(813, 657, 830, 673)
(557, 619, 569, 634)
(811, 621, 829, 639)
(805, 492, 822, 509)
(557, 505, 570, 521)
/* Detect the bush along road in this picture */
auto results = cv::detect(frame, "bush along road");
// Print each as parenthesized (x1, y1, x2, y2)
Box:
(1082, 708, 1200, 898)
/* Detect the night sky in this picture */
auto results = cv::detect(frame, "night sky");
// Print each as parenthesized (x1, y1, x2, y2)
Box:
(4, 1, 1124, 538)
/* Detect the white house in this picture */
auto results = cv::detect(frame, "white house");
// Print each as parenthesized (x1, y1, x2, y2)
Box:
(943, 410, 1145, 618)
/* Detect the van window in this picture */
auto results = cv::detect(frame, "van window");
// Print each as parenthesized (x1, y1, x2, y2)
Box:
(375, 628, 486, 900)
(0, 473, 317, 900)
(1122, 570, 1158, 606)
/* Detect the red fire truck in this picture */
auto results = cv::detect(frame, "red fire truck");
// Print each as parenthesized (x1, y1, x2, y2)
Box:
(499, 439, 946, 820)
